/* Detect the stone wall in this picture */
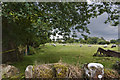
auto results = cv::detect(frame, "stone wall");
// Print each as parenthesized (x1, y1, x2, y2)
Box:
(25, 63, 83, 78)
(1, 63, 120, 79)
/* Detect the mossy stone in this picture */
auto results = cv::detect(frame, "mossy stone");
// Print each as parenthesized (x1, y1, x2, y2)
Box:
(53, 63, 69, 78)
(32, 64, 54, 78)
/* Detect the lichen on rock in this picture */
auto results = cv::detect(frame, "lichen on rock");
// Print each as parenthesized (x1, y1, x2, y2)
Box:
(104, 69, 120, 78)
(53, 63, 69, 78)
(1, 64, 19, 78)
(68, 64, 83, 78)
(32, 64, 54, 78)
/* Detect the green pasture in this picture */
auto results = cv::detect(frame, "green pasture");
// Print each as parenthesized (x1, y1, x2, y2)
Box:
(13, 44, 120, 75)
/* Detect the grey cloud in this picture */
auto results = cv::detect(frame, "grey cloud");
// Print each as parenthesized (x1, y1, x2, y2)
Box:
(79, 12, 118, 40)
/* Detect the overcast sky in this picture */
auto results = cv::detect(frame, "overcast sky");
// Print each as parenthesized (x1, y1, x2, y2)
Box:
(51, 12, 118, 41)
(80, 0, 118, 41)
(77, 12, 118, 41)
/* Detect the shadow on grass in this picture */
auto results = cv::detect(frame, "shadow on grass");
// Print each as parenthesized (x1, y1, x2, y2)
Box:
(12, 50, 61, 73)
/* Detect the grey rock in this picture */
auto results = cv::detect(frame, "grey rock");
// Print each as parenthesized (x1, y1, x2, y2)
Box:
(83, 63, 104, 79)
(1, 64, 19, 78)
(25, 65, 33, 78)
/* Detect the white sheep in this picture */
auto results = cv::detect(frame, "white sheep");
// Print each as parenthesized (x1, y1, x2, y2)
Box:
(63, 44, 66, 46)
(104, 44, 107, 48)
(80, 44, 82, 47)
(88, 45, 92, 47)
(52, 43, 56, 47)
(111, 44, 116, 48)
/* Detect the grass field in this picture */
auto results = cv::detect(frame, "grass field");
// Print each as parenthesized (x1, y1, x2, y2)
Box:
(12, 43, 120, 74)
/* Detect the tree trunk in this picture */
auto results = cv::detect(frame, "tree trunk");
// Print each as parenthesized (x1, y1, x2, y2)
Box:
(2, 17, 23, 63)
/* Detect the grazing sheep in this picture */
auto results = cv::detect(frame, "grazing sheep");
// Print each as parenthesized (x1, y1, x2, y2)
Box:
(63, 44, 66, 46)
(88, 45, 92, 47)
(52, 43, 56, 47)
(111, 44, 116, 48)
(104, 44, 107, 48)
(118, 44, 120, 47)
(80, 44, 82, 47)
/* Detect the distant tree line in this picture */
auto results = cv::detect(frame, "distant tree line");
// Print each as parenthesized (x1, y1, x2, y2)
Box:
(56, 37, 119, 45)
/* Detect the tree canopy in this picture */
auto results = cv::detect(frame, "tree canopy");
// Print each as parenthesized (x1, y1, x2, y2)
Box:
(2, 2, 120, 49)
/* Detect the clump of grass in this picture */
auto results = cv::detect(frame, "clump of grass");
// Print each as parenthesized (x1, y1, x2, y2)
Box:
(104, 68, 120, 78)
